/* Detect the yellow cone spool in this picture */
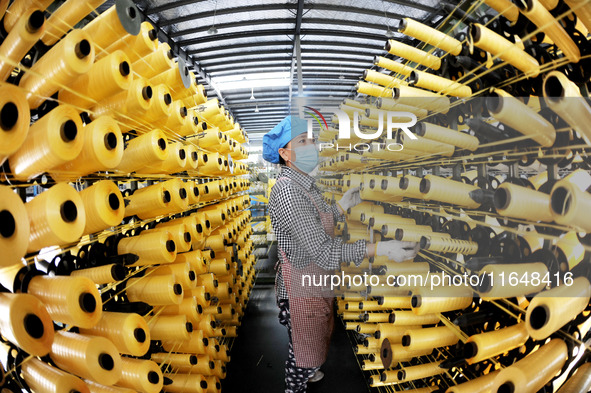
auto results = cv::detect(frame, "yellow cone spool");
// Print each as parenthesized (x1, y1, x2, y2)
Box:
(80, 311, 150, 357)
(19, 29, 95, 109)
(25, 183, 86, 251)
(52, 117, 124, 181)
(9, 105, 84, 181)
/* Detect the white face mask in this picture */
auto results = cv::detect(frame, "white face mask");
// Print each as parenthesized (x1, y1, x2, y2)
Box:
(287, 145, 319, 173)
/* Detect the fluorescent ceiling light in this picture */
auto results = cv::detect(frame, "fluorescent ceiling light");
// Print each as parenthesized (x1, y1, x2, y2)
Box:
(212, 71, 291, 91)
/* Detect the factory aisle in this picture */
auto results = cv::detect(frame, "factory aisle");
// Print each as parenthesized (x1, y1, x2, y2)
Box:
(222, 282, 369, 393)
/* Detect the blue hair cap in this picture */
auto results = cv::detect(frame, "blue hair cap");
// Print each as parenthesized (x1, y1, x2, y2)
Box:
(262, 116, 308, 163)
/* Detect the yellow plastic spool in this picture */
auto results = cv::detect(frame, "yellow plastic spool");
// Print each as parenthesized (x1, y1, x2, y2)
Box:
(125, 274, 183, 305)
(0, 292, 54, 356)
(117, 231, 177, 266)
(115, 129, 168, 173)
(25, 183, 86, 251)
(27, 275, 102, 328)
(51, 116, 124, 181)
(19, 29, 95, 109)
(0, 9, 45, 81)
(59, 50, 132, 109)
(0, 184, 30, 267)
(0, 83, 30, 165)
(386, 39, 441, 70)
(50, 331, 122, 386)
(80, 311, 150, 357)
(10, 104, 84, 181)
(79, 180, 124, 235)
(103, 21, 157, 63)
(41, 0, 106, 46)
(21, 357, 90, 393)
(400, 18, 462, 55)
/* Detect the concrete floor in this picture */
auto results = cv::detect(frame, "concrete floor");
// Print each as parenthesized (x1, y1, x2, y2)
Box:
(222, 283, 370, 393)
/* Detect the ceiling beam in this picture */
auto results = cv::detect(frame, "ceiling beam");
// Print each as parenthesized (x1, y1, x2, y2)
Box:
(157, 4, 297, 26)
(186, 39, 383, 55)
(178, 28, 388, 46)
(145, 0, 209, 15)
(170, 16, 394, 38)
(196, 47, 376, 63)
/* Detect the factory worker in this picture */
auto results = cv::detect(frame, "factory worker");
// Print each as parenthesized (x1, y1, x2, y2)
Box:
(263, 116, 419, 393)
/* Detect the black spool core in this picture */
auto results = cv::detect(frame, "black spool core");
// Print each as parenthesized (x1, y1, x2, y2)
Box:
(24, 314, 44, 339)
(108, 193, 120, 210)
(545, 75, 564, 100)
(148, 29, 157, 41)
(203, 338, 209, 346)
(478, 273, 493, 293)
(98, 353, 114, 371)
(369, 179, 376, 189)
(0, 210, 16, 238)
(192, 152, 198, 161)
(470, 24, 482, 43)
(134, 328, 146, 343)
(204, 292, 211, 301)
(190, 355, 197, 365)
(148, 371, 159, 384)
(399, 177, 409, 189)
(498, 382, 515, 393)
(111, 264, 126, 281)
(1, 102, 18, 131)
(184, 232, 191, 243)
(550, 186, 571, 215)
(163, 190, 171, 203)
(60, 200, 78, 223)
(188, 270, 196, 281)
(164, 93, 172, 105)
(179, 148, 186, 160)
(180, 107, 188, 117)
(401, 335, 411, 347)
(201, 381, 208, 389)
(411, 295, 421, 308)
(419, 178, 430, 193)
(104, 132, 118, 150)
(60, 120, 78, 142)
(209, 361, 215, 369)
(409, 71, 419, 85)
(127, 6, 137, 19)
(119, 61, 130, 77)
(186, 322, 193, 332)
(166, 240, 176, 252)
(487, 94, 503, 114)
(529, 305, 549, 330)
(79, 292, 97, 313)
(27, 10, 45, 32)
(494, 188, 511, 210)
(380, 373, 387, 382)
(394, 229, 403, 241)
(216, 382, 221, 389)
(464, 342, 478, 359)
(75, 39, 91, 59)
(398, 371, 406, 380)
(142, 86, 152, 100)
(419, 236, 429, 250)
(382, 348, 389, 359)
(173, 283, 182, 295)
(179, 188, 187, 199)
(158, 138, 166, 150)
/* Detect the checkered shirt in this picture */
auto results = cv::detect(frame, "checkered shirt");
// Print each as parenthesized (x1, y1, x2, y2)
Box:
(269, 166, 366, 300)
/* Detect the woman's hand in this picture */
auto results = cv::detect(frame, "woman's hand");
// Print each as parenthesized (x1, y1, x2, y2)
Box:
(337, 187, 362, 213)
(375, 240, 420, 262)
